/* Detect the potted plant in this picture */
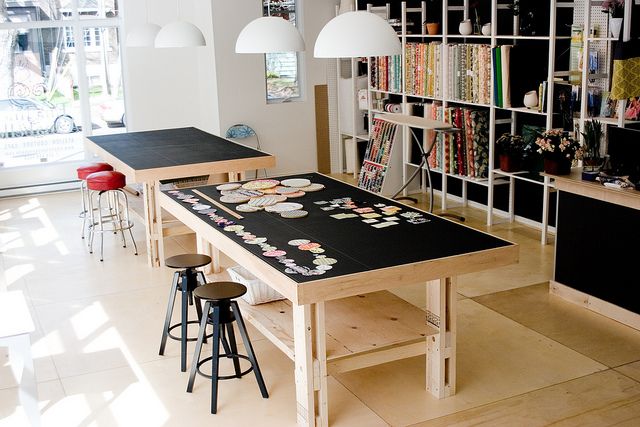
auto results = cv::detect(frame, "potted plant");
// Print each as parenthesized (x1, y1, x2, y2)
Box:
(602, 0, 625, 38)
(535, 129, 583, 175)
(495, 132, 526, 172)
(423, 0, 441, 35)
(580, 119, 604, 180)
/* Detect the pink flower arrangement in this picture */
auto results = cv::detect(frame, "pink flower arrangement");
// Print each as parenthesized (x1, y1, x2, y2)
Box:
(602, 0, 624, 18)
(535, 129, 583, 162)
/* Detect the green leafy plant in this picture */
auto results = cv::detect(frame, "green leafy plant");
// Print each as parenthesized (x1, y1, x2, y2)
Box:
(580, 120, 603, 161)
(496, 133, 527, 158)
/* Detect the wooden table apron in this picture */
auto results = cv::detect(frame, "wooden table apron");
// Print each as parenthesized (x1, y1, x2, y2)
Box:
(84, 132, 275, 267)
(158, 176, 518, 427)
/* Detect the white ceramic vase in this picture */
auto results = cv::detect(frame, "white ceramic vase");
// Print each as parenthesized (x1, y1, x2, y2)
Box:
(523, 90, 538, 109)
(459, 19, 473, 36)
(609, 17, 623, 39)
(481, 23, 491, 36)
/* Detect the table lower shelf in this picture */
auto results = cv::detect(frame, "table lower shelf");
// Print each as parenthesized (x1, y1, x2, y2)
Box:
(237, 290, 438, 374)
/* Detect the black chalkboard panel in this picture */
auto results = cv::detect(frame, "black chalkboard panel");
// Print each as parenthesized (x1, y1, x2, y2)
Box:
(87, 127, 270, 170)
(165, 173, 513, 284)
(555, 191, 640, 314)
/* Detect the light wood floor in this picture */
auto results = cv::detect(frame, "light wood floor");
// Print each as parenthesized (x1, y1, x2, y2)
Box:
(1, 176, 640, 426)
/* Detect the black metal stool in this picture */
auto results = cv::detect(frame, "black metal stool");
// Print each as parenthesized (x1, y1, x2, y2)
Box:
(187, 281, 269, 414)
(159, 254, 211, 372)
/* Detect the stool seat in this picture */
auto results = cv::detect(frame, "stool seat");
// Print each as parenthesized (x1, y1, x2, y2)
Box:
(165, 254, 212, 269)
(194, 281, 247, 302)
(77, 162, 113, 180)
(86, 171, 126, 191)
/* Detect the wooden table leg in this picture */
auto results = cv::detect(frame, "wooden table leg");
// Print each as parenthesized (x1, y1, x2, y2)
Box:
(196, 234, 219, 274)
(314, 302, 328, 427)
(425, 277, 457, 398)
(142, 181, 164, 267)
(293, 303, 328, 426)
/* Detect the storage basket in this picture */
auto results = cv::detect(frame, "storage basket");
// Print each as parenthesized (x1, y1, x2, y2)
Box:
(227, 265, 285, 305)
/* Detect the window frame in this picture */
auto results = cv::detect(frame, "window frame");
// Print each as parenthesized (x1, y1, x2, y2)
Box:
(262, 0, 304, 104)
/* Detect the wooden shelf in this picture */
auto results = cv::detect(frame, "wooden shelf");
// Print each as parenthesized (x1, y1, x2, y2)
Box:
(237, 290, 437, 373)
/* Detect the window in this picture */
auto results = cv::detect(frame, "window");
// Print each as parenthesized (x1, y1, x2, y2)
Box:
(0, 2, 125, 172)
(263, 0, 301, 102)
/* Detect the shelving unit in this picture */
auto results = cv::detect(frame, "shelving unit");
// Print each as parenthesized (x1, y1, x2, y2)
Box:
(339, 0, 623, 244)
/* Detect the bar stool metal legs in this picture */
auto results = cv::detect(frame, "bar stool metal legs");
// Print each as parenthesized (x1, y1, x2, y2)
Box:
(186, 288, 268, 414)
(87, 188, 138, 261)
(159, 254, 212, 372)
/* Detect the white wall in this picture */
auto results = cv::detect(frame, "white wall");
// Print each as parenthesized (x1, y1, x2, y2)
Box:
(122, 0, 220, 134)
(122, 0, 336, 175)
(211, 0, 335, 175)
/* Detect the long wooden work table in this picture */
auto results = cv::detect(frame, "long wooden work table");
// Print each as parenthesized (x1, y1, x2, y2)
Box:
(85, 127, 276, 267)
(159, 172, 518, 426)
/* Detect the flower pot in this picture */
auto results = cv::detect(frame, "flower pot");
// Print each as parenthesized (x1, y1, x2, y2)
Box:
(426, 22, 440, 35)
(499, 154, 522, 173)
(581, 170, 599, 181)
(609, 17, 623, 39)
(544, 158, 571, 175)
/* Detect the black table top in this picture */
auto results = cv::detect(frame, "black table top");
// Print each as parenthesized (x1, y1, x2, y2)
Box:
(163, 173, 514, 284)
(87, 127, 271, 171)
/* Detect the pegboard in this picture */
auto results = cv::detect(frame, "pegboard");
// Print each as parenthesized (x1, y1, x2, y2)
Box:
(573, 0, 612, 95)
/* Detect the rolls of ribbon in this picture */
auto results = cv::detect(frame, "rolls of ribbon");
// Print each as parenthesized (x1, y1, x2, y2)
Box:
(383, 103, 402, 113)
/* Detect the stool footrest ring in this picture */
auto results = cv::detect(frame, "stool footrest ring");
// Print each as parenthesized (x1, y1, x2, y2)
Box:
(167, 321, 213, 342)
(196, 353, 254, 380)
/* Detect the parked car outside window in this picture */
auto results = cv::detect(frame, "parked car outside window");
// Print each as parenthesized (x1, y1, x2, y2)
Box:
(0, 97, 78, 138)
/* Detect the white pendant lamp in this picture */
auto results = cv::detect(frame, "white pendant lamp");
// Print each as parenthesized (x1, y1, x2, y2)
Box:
(155, 21, 206, 48)
(314, 11, 401, 58)
(126, 0, 160, 48)
(126, 23, 161, 47)
(154, 0, 206, 48)
(235, 16, 305, 53)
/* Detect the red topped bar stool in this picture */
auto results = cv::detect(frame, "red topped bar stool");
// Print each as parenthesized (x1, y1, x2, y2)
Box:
(77, 162, 113, 239)
(85, 170, 138, 261)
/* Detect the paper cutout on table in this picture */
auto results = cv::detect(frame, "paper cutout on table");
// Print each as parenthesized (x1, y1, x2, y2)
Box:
(362, 219, 379, 224)
(288, 239, 310, 246)
(281, 178, 311, 188)
(264, 202, 304, 213)
(216, 183, 241, 191)
(383, 216, 400, 221)
(372, 222, 398, 228)
(241, 179, 280, 190)
(360, 213, 382, 219)
(298, 183, 325, 192)
(354, 207, 375, 214)
(280, 210, 308, 219)
(330, 213, 358, 219)
(220, 195, 250, 204)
